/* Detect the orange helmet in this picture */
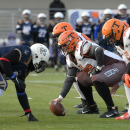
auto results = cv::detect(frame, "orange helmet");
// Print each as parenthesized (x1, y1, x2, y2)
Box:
(58, 30, 79, 53)
(52, 22, 73, 36)
(121, 21, 129, 29)
(102, 18, 124, 41)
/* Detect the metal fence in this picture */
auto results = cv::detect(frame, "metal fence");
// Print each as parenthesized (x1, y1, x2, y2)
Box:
(0, 8, 67, 39)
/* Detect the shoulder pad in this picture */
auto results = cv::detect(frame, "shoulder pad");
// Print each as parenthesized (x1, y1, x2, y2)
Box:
(83, 41, 92, 54)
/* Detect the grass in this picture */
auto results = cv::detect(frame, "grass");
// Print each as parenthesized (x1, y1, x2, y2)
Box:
(0, 68, 129, 130)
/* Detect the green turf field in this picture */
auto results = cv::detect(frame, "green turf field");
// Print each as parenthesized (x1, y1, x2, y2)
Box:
(0, 68, 129, 130)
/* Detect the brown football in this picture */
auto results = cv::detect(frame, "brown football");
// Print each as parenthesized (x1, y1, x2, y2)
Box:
(49, 100, 65, 116)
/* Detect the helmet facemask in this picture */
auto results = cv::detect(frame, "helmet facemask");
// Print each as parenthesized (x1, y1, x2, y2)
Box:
(33, 60, 47, 73)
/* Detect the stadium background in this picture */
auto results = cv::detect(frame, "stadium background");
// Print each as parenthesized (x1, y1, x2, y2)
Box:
(0, 0, 130, 39)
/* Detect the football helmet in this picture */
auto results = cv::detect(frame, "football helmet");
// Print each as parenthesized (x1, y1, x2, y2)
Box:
(54, 12, 64, 19)
(102, 18, 124, 41)
(58, 30, 80, 54)
(52, 22, 73, 36)
(37, 13, 46, 23)
(104, 9, 113, 15)
(22, 9, 31, 20)
(30, 43, 50, 73)
(118, 4, 127, 10)
(81, 11, 90, 17)
(22, 9, 31, 15)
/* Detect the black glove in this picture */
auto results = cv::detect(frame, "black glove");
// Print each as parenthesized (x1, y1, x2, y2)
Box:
(12, 76, 26, 89)
(89, 68, 101, 78)
(26, 112, 38, 121)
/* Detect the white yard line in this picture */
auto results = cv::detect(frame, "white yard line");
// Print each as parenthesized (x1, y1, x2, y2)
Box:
(26, 81, 126, 98)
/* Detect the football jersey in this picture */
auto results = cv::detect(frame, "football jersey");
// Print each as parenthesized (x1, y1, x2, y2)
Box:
(37, 25, 47, 43)
(115, 27, 130, 64)
(0, 45, 32, 79)
(67, 40, 123, 73)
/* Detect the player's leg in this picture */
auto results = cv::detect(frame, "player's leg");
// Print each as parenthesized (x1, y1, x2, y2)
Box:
(73, 71, 93, 108)
(75, 81, 99, 114)
(115, 84, 130, 120)
(15, 79, 38, 121)
(73, 81, 87, 108)
(91, 61, 126, 118)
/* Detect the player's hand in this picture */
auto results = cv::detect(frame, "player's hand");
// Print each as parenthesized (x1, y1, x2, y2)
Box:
(110, 83, 120, 95)
(12, 76, 26, 89)
(125, 74, 130, 88)
(54, 98, 62, 103)
(89, 68, 101, 78)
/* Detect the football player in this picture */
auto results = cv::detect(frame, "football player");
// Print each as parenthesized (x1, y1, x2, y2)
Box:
(53, 30, 126, 118)
(0, 43, 50, 121)
(76, 11, 95, 39)
(52, 22, 124, 114)
(36, 13, 49, 47)
(16, 9, 37, 47)
(114, 4, 130, 25)
(102, 18, 130, 120)
(52, 22, 96, 111)
(49, 12, 67, 72)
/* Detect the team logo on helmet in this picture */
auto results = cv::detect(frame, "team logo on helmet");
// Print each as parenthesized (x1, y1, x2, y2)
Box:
(40, 47, 47, 56)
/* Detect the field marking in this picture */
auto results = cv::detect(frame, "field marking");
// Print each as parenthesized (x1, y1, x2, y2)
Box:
(27, 80, 64, 83)
(26, 82, 126, 98)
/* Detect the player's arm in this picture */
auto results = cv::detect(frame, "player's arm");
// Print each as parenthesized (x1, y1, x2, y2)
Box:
(0, 49, 26, 89)
(0, 49, 21, 77)
(16, 21, 22, 33)
(84, 45, 104, 69)
(55, 67, 78, 102)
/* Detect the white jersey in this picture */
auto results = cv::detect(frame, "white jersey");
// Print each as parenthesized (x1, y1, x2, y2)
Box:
(115, 27, 130, 64)
(66, 40, 123, 73)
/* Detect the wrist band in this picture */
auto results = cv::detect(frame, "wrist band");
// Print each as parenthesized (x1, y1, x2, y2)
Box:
(9, 73, 16, 79)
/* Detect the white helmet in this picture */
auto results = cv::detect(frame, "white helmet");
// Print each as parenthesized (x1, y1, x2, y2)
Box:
(30, 43, 50, 73)
(118, 4, 127, 10)
(22, 9, 31, 15)
(104, 9, 113, 14)
(38, 13, 46, 19)
(81, 11, 90, 17)
(54, 12, 64, 18)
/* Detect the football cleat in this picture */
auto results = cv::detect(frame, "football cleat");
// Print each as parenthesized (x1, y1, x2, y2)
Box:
(115, 112, 130, 120)
(26, 113, 38, 121)
(119, 109, 128, 114)
(119, 103, 128, 114)
(73, 99, 88, 108)
(98, 107, 119, 118)
(76, 104, 99, 114)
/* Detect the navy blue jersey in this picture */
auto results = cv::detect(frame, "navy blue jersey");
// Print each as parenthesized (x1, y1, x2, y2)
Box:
(0, 45, 32, 79)
(79, 23, 93, 39)
(37, 25, 48, 43)
(114, 14, 130, 26)
(16, 20, 37, 40)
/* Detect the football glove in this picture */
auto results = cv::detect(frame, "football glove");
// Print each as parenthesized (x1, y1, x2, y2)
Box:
(26, 112, 38, 121)
(12, 76, 26, 89)
(89, 67, 102, 78)
(125, 74, 130, 88)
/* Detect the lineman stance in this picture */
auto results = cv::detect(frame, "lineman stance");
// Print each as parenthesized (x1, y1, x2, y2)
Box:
(102, 18, 130, 120)
(53, 30, 126, 118)
(0, 43, 50, 121)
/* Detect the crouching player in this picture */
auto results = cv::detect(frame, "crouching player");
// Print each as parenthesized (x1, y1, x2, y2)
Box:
(0, 43, 50, 121)
(53, 30, 126, 118)
(102, 18, 130, 120)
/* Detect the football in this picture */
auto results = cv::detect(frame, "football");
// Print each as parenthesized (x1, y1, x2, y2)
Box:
(49, 100, 65, 116)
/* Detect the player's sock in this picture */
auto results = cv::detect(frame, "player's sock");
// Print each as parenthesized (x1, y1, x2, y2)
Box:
(17, 92, 31, 114)
(93, 81, 114, 107)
